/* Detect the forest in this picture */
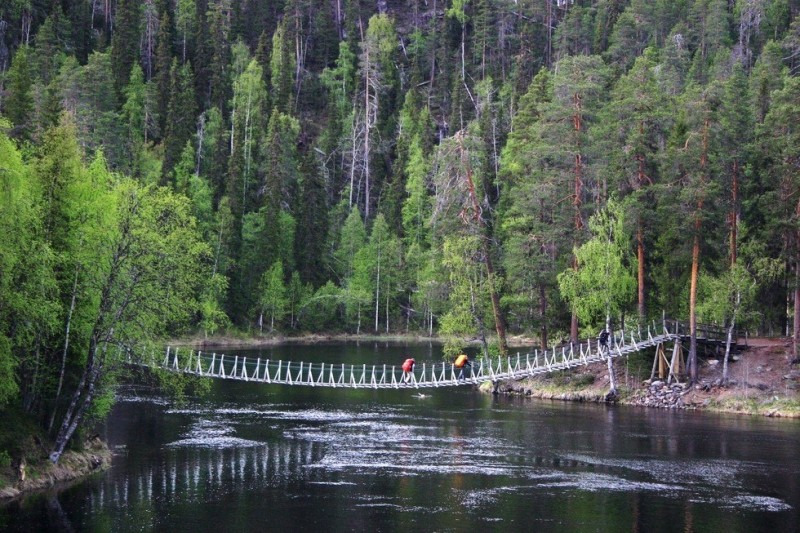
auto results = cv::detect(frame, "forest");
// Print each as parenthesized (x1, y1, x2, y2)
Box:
(1, 0, 800, 459)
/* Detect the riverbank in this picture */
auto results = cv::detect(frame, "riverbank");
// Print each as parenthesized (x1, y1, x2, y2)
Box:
(172, 332, 444, 348)
(170, 331, 543, 350)
(488, 337, 800, 418)
(0, 435, 111, 502)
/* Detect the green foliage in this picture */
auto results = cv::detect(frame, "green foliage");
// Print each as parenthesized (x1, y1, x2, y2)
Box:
(439, 235, 490, 356)
(697, 234, 783, 328)
(301, 281, 341, 331)
(162, 60, 197, 185)
(558, 200, 636, 331)
(270, 21, 295, 114)
(199, 273, 229, 338)
(110, 0, 141, 97)
(0, 336, 18, 406)
(259, 261, 288, 333)
(4, 45, 34, 140)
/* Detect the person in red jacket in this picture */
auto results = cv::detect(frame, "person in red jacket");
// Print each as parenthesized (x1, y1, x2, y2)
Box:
(402, 358, 415, 382)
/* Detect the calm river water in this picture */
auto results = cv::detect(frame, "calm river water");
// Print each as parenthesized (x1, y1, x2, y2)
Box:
(3, 341, 800, 532)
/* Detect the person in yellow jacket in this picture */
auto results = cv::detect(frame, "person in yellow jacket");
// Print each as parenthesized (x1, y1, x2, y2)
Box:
(454, 354, 470, 380)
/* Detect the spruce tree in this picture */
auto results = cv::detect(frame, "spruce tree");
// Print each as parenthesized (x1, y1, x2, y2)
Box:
(110, 0, 141, 99)
(162, 60, 197, 186)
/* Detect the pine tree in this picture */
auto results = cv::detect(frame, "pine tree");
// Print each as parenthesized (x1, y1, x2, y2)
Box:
(498, 70, 557, 345)
(176, 0, 196, 63)
(661, 85, 724, 381)
(760, 74, 800, 356)
(601, 50, 671, 320)
(193, 0, 212, 106)
(719, 64, 753, 267)
(507, 55, 608, 344)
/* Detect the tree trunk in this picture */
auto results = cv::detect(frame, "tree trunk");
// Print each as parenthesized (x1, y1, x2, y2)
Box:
(363, 43, 371, 219)
(605, 314, 617, 397)
(50, 337, 102, 463)
(483, 241, 508, 355)
(689, 116, 709, 383)
(570, 254, 579, 344)
(730, 159, 738, 266)
(637, 220, 646, 320)
(50, 364, 99, 463)
(49, 262, 81, 433)
(374, 247, 381, 332)
(460, 137, 508, 354)
(571, 93, 583, 345)
(722, 291, 739, 384)
(689, 227, 700, 383)
(794, 255, 800, 359)
(539, 282, 548, 351)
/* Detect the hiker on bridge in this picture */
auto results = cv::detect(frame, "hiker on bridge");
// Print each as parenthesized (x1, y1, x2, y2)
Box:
(599, 329, 609, 353)
(402, 358, 415, 382)
(454, 354, 470, 380)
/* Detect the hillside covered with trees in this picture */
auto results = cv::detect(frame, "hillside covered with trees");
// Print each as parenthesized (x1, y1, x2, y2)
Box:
(2, 0, 800, 457)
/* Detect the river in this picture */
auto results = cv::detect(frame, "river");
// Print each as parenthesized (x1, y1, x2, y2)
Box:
(2, 341, 799, 532)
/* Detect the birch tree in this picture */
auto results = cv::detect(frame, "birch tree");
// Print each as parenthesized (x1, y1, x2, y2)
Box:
(50, 182, 208, 463)
(557, 200, 636, 396)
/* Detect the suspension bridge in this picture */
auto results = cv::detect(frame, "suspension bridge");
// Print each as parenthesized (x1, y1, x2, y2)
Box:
(134, 320, 730, 389)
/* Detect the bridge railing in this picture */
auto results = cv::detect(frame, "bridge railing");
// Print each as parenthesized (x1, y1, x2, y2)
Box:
(141, 319, 685, 388)
(663, 319, 736, 344)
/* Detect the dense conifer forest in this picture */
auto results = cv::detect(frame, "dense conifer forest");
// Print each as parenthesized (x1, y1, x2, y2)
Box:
(2, 1, 800, 458)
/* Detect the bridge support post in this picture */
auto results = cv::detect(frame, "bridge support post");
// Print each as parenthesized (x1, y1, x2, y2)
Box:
(668, 339, 683, 384)
(649, 343, 662, 382)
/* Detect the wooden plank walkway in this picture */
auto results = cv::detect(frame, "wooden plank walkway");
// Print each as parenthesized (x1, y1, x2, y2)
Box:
(134, 321, 692, 389)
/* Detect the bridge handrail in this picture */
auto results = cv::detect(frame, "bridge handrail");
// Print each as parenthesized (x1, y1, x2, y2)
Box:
(132, 318, 748, 388)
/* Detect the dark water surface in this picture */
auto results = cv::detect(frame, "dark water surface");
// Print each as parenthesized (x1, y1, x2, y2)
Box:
(3, 341, 800, 532)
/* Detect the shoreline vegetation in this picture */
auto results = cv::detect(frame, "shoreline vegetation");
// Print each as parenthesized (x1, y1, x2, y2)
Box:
(0, 437, 111, 503)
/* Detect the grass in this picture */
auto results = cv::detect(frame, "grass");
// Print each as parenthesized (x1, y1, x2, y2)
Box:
(705, 395, 800, 416)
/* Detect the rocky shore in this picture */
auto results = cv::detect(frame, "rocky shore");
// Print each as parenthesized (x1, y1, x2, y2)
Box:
(0, 437, 111, 502)
(488, 337, 800, 418)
